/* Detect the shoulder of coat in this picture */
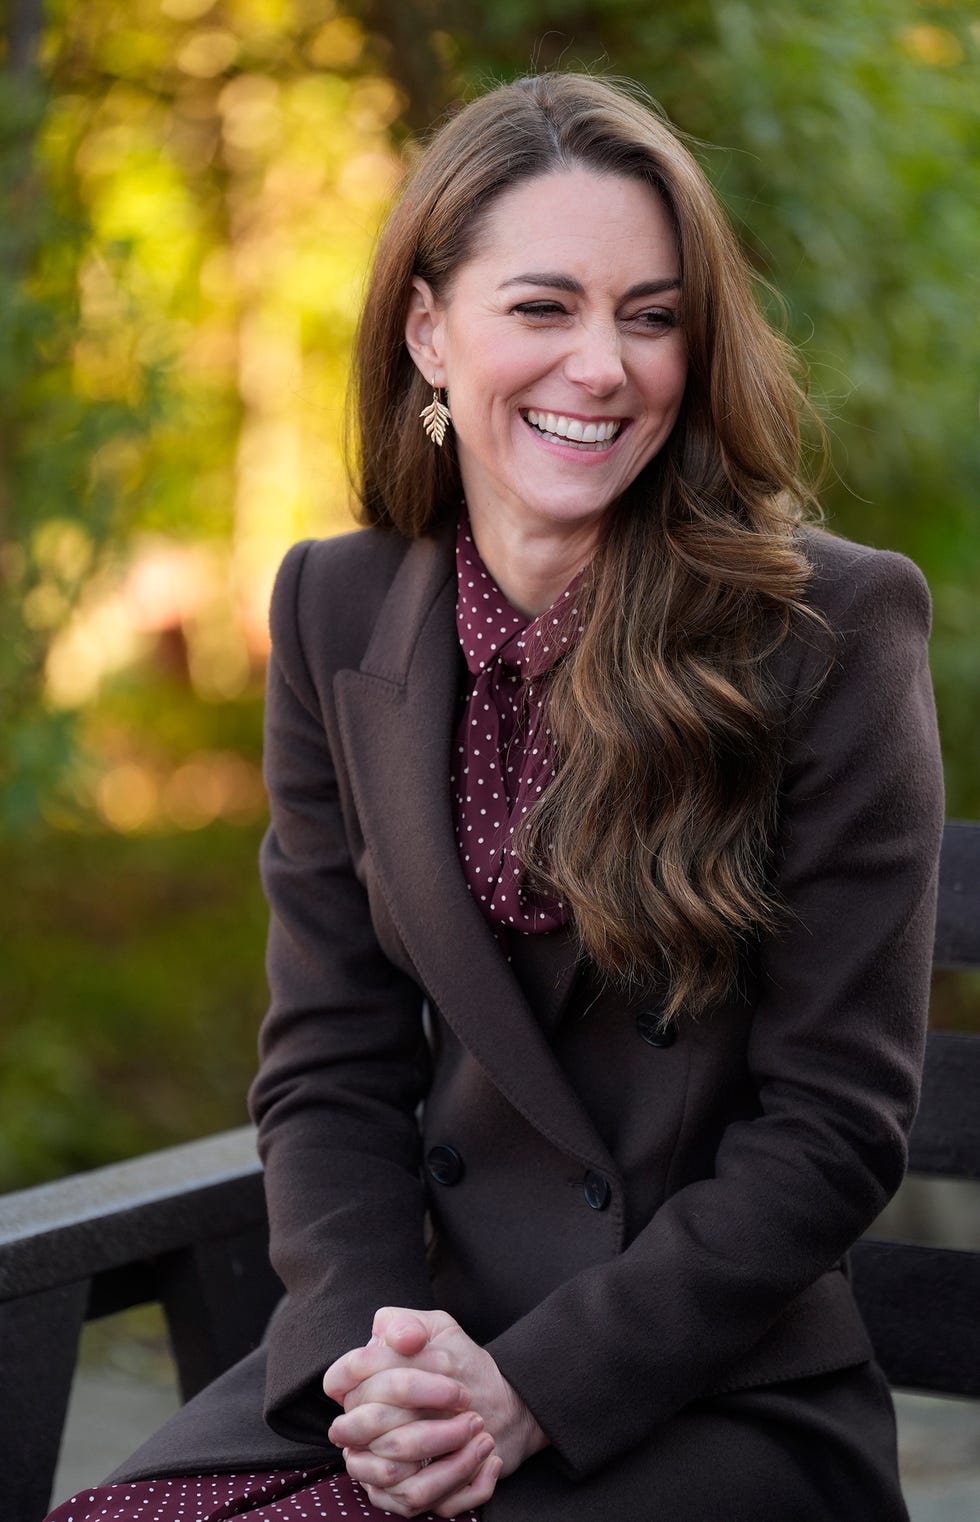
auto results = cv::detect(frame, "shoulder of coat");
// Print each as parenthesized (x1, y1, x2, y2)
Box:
(795, 524, 931, 631)
(270, 525, 414, 671)
(296, 523, 414, 599)
(763, 526, 932, 717)
(265, 526, 420, 706)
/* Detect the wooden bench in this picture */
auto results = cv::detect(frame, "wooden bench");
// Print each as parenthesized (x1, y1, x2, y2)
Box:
(2, 821, 978, 1522)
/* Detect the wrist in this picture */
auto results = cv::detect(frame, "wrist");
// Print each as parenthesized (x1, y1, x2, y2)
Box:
(494, 1380, 549, 1474)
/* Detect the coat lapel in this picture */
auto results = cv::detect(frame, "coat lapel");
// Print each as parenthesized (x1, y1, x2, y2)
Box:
(334, 529, 615, 1177)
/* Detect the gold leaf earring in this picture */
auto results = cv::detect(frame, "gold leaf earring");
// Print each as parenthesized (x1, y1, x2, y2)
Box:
(420, 377, 451, 447)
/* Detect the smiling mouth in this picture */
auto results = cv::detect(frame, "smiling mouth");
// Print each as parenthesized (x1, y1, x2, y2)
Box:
(522, 409, 625, 450)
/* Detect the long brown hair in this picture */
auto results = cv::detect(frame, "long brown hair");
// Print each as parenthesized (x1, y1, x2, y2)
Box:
(352, 73, 824, 1019)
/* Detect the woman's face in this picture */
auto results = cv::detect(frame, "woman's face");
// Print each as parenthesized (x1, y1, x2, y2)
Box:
(407, 168, 688, 545)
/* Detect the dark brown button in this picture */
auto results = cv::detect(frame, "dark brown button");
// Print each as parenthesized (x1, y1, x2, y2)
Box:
(426, 1144, 464, 1186)
(636, 1011, 676, 1047)
(583, 1171, 611, 1211)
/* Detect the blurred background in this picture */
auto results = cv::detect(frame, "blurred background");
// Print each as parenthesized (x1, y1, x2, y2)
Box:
(2, 0, 979, 1196)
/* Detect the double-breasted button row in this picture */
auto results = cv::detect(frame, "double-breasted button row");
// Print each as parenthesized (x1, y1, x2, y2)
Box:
(426, 1144, 465, 1186)
(636, 1010, 676, 1047)
(429, 1144, 613, 1214)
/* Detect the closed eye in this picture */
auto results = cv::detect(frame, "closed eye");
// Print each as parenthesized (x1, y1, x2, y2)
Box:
(511, 301, 569, 319)
(629, 307, 680, 330)
(512, 301, 679, 330)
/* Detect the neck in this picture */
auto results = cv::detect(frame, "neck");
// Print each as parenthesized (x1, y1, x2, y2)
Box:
(465, 504, 600, 616)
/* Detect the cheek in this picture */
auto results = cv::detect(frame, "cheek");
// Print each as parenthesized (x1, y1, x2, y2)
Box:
(448, 325, 552, 404)
(654, 344, 688, 408)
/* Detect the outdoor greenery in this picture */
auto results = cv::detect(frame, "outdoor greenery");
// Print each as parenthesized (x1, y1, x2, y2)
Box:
(2, 0, 978, 1189)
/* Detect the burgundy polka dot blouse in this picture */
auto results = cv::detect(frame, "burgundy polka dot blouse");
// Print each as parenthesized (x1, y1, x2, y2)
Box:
(44, 1465, 479, 1521)
(452, 512, 585, 934)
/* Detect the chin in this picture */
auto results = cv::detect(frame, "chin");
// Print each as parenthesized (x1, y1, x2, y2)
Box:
(521, 498, 613, 530)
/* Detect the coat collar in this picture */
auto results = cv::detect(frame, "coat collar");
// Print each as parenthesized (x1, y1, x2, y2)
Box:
(333, 525, 616, 1177)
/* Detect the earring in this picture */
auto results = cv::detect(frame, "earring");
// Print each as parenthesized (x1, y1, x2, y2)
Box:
(420, 377, 451, 447)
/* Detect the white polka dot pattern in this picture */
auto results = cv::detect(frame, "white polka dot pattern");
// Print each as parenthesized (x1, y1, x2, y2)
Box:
(453, 511, 585, 934)
(43, 1465, 481, 1522)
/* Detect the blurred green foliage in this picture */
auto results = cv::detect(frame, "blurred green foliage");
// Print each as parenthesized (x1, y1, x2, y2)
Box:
(0, 62, 156, 829)
(1, 0, 978, 1189)
(0, 821, 267, 1190)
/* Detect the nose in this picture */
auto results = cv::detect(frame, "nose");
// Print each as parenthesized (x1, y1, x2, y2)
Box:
(562, 321, 627, 396)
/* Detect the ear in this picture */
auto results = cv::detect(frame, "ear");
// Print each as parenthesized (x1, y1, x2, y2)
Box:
(404, 277, 448, 386)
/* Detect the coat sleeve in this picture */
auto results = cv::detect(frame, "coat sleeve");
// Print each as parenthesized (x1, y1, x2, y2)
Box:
(486, 545, 944, 1478)
(249, 541, 437, 1448)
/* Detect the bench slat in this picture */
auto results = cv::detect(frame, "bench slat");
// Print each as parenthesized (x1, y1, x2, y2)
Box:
(161, 1225, 283, 1401)
(908, 1031, 980, 1180)
(0, 1128, 264, 1302)
(851, 1238, 980, 1397)
(934, 819, 980, 968)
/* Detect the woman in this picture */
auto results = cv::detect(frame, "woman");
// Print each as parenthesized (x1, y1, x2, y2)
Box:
(48, 72, 943, 1522)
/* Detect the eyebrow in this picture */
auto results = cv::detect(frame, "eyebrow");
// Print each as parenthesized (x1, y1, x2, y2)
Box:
(497, 273, 682, 298)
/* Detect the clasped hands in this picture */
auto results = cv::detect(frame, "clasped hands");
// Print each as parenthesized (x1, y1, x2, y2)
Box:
(323, 1307, 547, 1518)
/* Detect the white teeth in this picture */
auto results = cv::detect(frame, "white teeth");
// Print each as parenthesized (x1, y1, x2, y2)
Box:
(524, 410, 622, 446)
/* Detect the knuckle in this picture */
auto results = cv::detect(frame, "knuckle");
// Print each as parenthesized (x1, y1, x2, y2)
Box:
(366, 1488, 407, 1518)
(399, 1481, 426, 1512)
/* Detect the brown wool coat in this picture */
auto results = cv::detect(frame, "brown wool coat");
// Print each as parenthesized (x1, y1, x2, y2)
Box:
(113, 520, 944, 1516)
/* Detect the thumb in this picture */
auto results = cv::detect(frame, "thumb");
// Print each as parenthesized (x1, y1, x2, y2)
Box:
(372, 1305, 430, 1355)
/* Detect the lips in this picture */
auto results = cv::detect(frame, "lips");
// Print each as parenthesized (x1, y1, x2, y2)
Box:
(523, 409, 625, 446)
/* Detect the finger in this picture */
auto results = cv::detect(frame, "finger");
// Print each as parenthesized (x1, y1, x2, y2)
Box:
(323, 1340, 404, 1403)
(358, 1486, 415, 1519)
(330, 1401, 478, 1452)
(372, 1307, 431, 1356)
(343, 1425, 485, 1492)
(343, 1444, 418, 1490)
(432, 1453, 504, 1518)
(363, 1432, 495, 1517)
(372, 1307, 456, 1339)
(344, 1367, 468, 1415)
(324, 1337, 455, 1402)
(366, 1411, 484, 1464)
(328, 1400, 416, 1449)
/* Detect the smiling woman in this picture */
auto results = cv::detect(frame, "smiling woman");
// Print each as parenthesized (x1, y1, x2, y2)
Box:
(46, 72, 943, 1522)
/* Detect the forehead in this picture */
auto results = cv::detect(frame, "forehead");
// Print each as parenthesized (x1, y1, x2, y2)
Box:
(460, 168, 679, 284)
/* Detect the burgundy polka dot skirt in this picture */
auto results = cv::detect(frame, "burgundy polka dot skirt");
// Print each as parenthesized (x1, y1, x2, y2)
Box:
(46, 1466, 480, 1521)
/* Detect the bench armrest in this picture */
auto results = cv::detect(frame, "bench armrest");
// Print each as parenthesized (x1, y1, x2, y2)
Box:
(0, 1128, 280, 1521)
